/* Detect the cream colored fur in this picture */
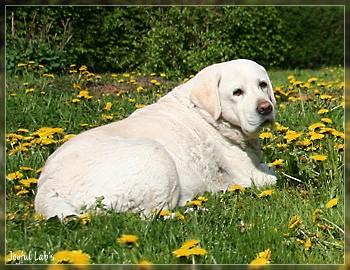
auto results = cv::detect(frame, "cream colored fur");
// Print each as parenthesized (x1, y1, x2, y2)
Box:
(35, 59, 277, 219)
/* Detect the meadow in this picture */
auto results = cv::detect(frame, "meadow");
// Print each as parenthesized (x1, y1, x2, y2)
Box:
(5, 62, 344, 265)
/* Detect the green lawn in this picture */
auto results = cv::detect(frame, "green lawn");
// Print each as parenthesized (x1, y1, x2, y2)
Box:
(5, 63, 344, 265)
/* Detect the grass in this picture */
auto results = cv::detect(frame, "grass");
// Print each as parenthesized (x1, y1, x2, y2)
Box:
(5, 62, 344, 265)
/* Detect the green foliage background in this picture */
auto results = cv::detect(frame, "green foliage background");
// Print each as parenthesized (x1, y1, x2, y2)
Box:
(6, 6, 343, 77)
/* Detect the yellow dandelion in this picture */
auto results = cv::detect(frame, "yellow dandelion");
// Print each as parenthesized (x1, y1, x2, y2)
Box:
(288, 215, 302, 230)
(72, 98, 80, 103)
(69, 250, 90, 264)
(259, 132, 273, 139)
(34, 213, 45, 220)
(330, 130, 344, 138)
(175, 212, 185, 220)
(307, 77, 318, 83)
(197, 196, 208, 202)
(268, 159, 284, 167)
(139, 259, 152, 264)
(137, 86, 145, 92)
(186, 200, 202, 206)
(79, 214, 91, 225)
(310, 154, 327, 161)
(19, 178, 37, 187)
(250, 257, 271, 265)
(17, 63, 28, 67)
(284, 130, 302, 143)
(250, 248, 272, 265)
(312, 209, 323, 223)
(320, 94, 332, 100)
(17, 128, 29, 133)
(258, 189, 274, 197)
(189, 247, 207, 256)
(7, 171, 24, 180)
(304, 238, 312, 251)
(325, 198, 339, 208)
(53, 250, 90, 264)
(335, 144, 344, 150)
(172, 248, 192, 257)
(228, 184, 246, 192)
(79, 65, 87, 71)
(297, 139, 311, 147)
(181, 239, 200, 249)
(321, 118, 332, 124)
(16, 189, 29, 195)
(308, 122, 325, 131)
(104, 102, 113, 111)
(275, 122, 289, 132)
(135, 104, 146, 109)
(277, 143, 287, 149)
(116, 234, 139, 245)
(308, 132, 325, 141)
(317, 108, 329, 114)
(52, 250, 71, 264)
(102, 115, 113, 120)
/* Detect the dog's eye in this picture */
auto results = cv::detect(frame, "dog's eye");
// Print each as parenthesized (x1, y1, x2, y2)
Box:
(259, 81, 268, 90)
(233, 89, 243, 96)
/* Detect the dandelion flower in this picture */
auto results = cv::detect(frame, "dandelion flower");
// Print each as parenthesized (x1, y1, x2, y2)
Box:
(173, 239, 207, 258)
(116, 234, 139, 245)
(197, 196, 208, 202)
(308, 77, 318, 83)
(288, 215, 302, 230)
(325, 198, 339, 208)
(7, 171, 24, 180)
(228, 184, 246, 192)
(304, 238, 312, 251)
(53, 250, 90, 264)
(16, 189, 29, 195)
(186, 200, 202, 206)
(172, 248, 192, 257)
(284, 130, 302, 143)
(312, 209, 323, 223)
(189, 247, 207, 256)
(308, 132, 325, 141)
(308, 122, 325, 131)
(321, 118, 333, 124)
(317, 108, 329, 114)
(310, 154, 327, 161)
(19, 178, 37, 187)
(268, 159, 284, 167)
(181, 239, 200, 249)
(258, 190, 274, 197)
(250, 257, 271, 265)
(250, 248, 271, 264)
(104, 102, 112, 111)
(139, 259, 152, 264)
(259, 132, 273, 139)
(79, 214, 91, 225)
(320, 94, 332, 100)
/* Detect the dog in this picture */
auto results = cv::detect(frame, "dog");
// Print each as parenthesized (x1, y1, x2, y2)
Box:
(34, 59, 277, 219)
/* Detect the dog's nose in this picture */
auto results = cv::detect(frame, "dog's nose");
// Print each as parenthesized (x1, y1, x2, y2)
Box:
(257, 100, 273, 116)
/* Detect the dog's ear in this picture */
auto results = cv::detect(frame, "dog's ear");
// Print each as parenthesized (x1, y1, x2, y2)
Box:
(266, 78, 277, 107)
(189, 66, 222, 120)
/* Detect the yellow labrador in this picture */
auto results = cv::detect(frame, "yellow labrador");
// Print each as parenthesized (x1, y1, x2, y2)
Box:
(35, 59, 277, 219)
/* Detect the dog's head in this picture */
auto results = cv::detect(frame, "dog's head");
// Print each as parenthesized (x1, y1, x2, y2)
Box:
(189, 59, 276, 136)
